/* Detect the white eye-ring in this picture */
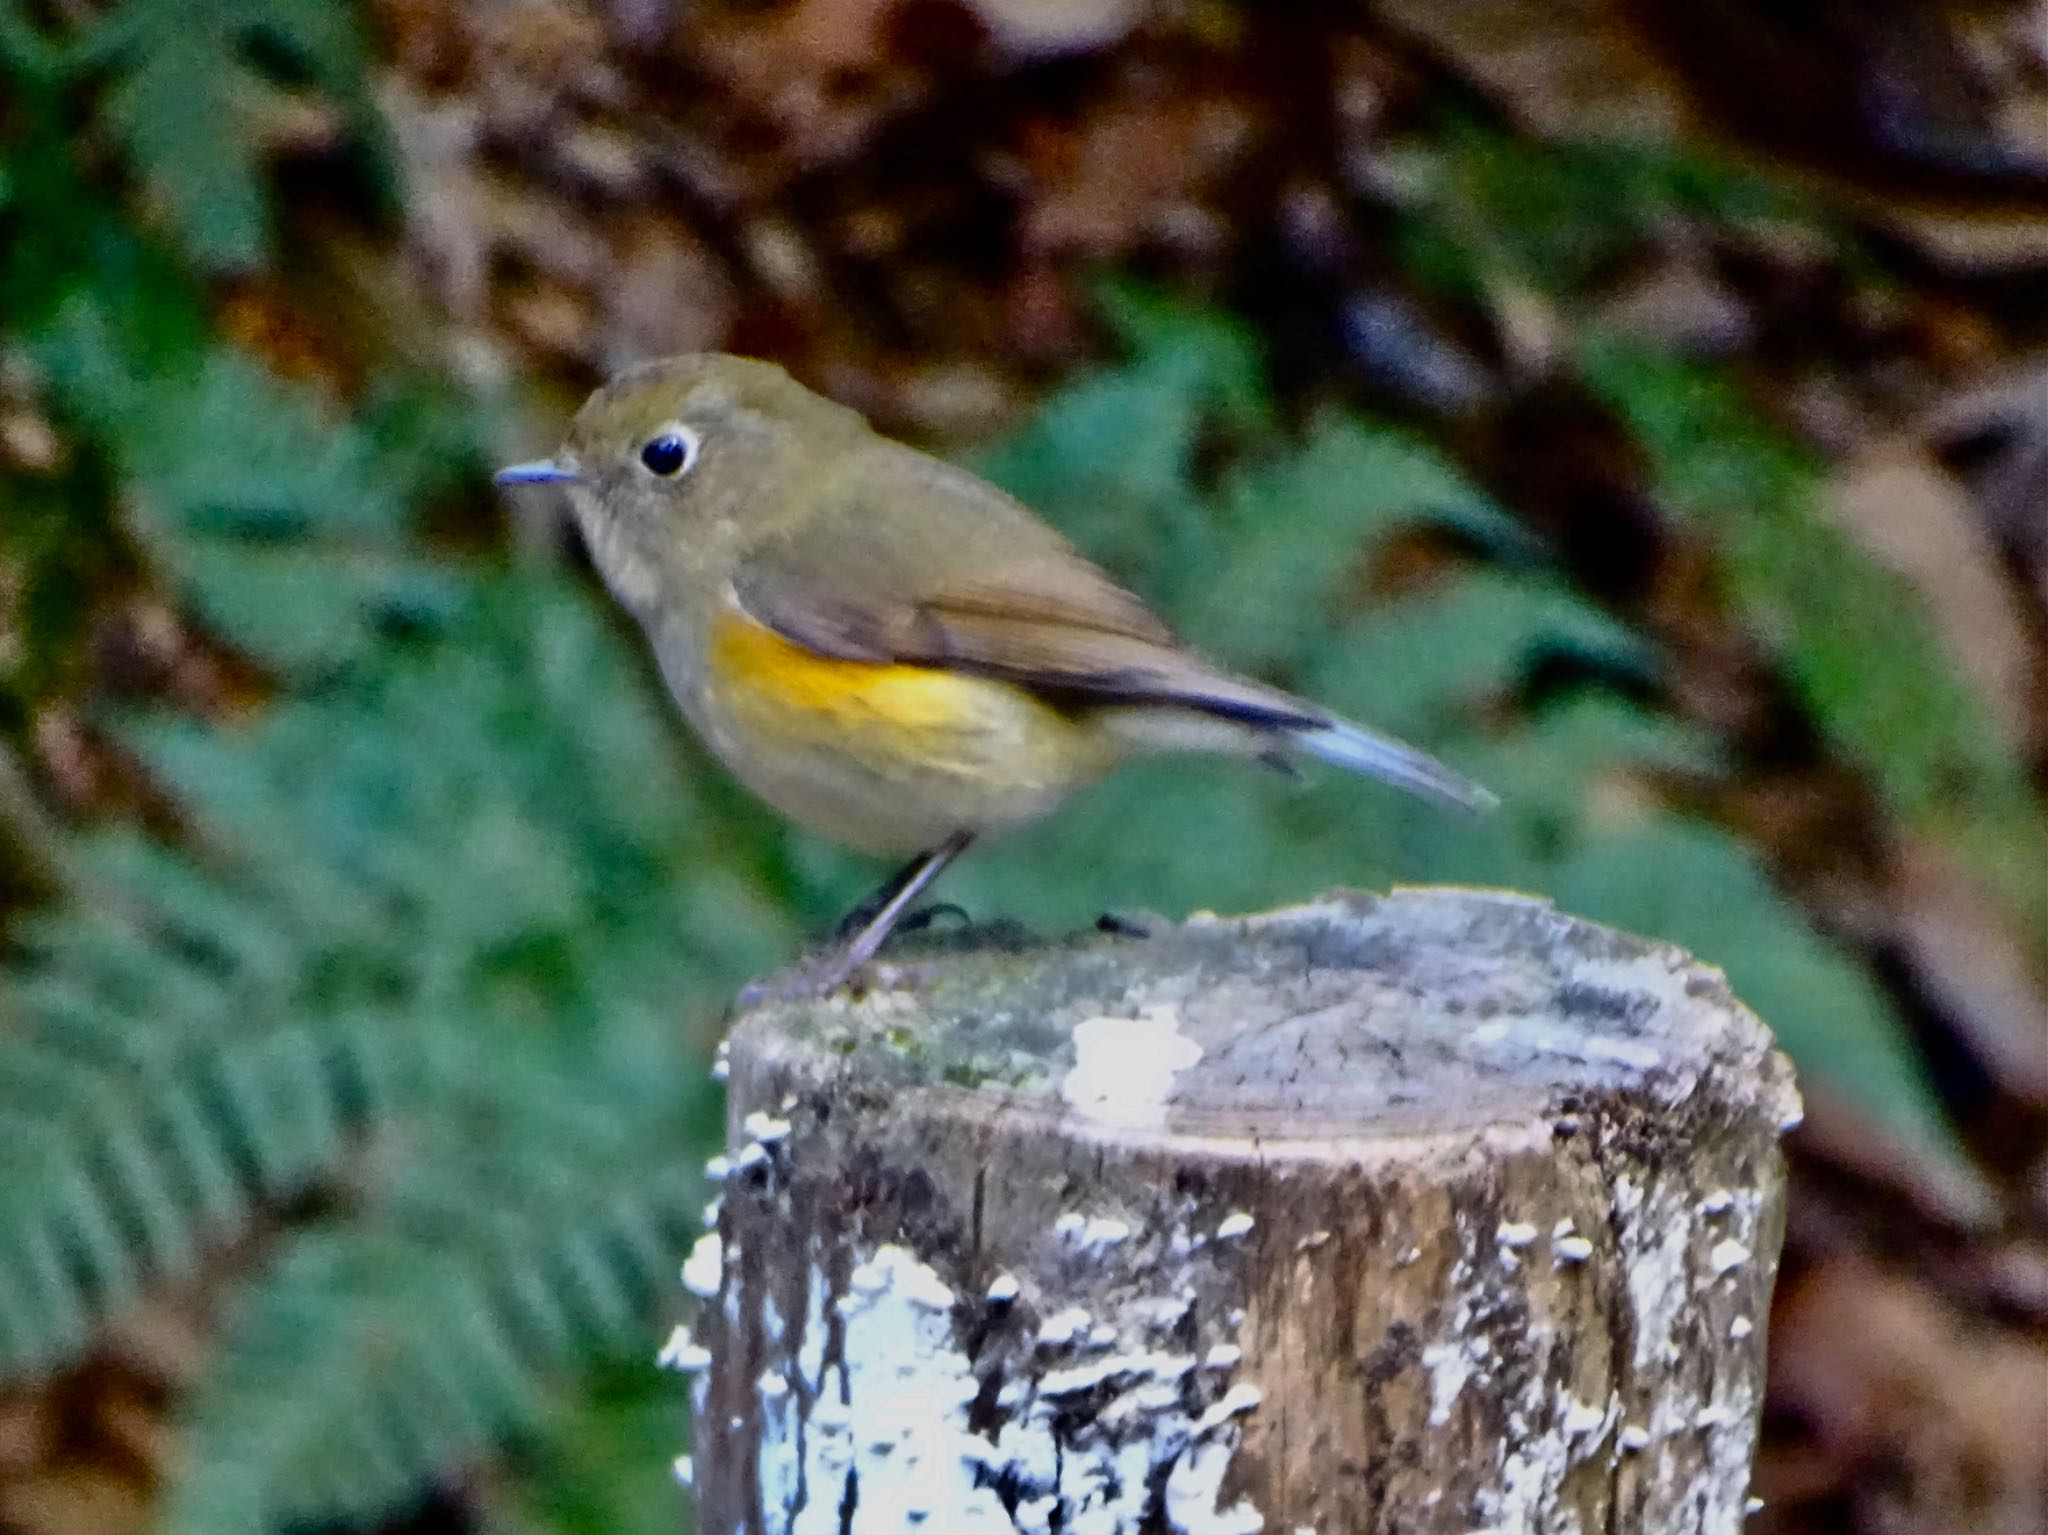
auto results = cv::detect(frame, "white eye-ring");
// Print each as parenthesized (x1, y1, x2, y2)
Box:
(638, 422, 701, 478)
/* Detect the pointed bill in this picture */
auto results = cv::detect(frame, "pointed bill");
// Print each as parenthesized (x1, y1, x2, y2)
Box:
(494, 458, 580, 486)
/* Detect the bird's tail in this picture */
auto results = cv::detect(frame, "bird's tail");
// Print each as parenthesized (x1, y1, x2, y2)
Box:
(1082, 654, 1496, 814)
(1288, 716, 1496, 815)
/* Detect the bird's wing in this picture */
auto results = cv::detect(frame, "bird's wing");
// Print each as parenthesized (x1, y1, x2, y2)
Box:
(730, 443, 1317, 726)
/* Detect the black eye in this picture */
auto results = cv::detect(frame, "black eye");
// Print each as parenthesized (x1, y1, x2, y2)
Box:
(640, 432, 693, 476)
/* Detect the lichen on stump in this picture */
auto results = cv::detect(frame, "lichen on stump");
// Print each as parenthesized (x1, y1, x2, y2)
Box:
(676, 887, 1801, 1535)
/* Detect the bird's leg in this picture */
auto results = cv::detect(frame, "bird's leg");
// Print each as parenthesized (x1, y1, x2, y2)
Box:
(835, 848, 945, 939)
(824, 830, 974, 984)
(741, 832, 975, 1006)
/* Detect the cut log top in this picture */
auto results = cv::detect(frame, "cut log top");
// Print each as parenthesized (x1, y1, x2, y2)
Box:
(696, 888, 1803, 1535)
(733, 886, 1801, 1152)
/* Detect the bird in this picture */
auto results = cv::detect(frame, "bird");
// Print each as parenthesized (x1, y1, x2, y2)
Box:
(497, 354, 1493, 995)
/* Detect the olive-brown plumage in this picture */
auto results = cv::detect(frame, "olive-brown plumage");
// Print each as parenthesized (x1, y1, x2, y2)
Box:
(499, 354, 1492, 989)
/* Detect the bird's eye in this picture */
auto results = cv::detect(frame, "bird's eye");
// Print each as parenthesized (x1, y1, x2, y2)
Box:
(639, 426, 699, 478)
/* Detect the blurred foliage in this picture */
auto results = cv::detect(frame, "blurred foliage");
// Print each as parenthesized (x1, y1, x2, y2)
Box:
(1394, 125, 1826, 300)
(5, 575, 792, 1530)
(0, 8, 2039, 1532)
(1, 0, 386, 271)
(1581, 339, 2048, 956)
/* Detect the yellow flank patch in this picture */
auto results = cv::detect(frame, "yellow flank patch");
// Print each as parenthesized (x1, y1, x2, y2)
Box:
(698, 605, 1121, 852)
(708, 607, 996, 734)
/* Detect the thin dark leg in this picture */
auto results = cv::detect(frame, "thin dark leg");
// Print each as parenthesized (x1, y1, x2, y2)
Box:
(835, 849, 944, 939)
(820, 830, 974, 988)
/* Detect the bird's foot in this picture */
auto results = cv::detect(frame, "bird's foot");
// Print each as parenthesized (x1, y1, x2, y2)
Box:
(1095, 910, 1156, 938)
(734, 949, 866, 1009)
(834, 898, 971, 942)
(893, 902, 971, 937)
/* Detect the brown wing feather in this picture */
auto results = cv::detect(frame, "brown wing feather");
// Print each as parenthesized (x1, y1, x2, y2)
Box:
(730, 443, 1318, 727)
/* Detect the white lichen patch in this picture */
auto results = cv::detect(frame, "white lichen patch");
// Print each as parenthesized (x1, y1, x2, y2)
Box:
(1056, 1212, 1135, 1257)
(1062, 1006, 1204, 1131)
(682, 1234, 723, 1298)
(744, 1243, 1264, 1535)
(1708, 1238, 1752, 1276)
(1560, 1395, 1610, 1439)
(1422, 1337, 1478, 1427)
(1611, 1168, 1770, 1535)
(658, 1325, 711, 1373)
(1038, 1306, 1092, 1346)
(1554, 1236, 1594, 1264)
(1420, 1271, 1484, 1428)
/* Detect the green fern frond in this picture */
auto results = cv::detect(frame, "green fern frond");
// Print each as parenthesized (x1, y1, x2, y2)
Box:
(91, 0, 381, 270)
(0, 576, 778, 1412)
(28, 294, 460, 676)
(163, 1124, 705, 1531)
(162, 1228, 545, 1535)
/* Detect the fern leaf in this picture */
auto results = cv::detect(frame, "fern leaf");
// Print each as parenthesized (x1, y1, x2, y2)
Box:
(90, 0, 379, 270)
(102, 22, 267, 270)
(162, 1229, 544, 1535)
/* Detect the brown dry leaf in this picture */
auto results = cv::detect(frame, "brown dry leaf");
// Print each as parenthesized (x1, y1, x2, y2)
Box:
(1596, 248, 1757, 355)
(1373, 0, 1685, 141)
(1019, 79, 1256, 261)
(0, 1393, 52, 1479)
(1891, 838, 2048, 1107)
(0, 1468, 150, 1535)
(92, 1386, 173, 1484)
(1790, 1082, 2000, 1231)
(1822, 436, 2035, 743)
(1923, 359, 2048, 615)
(693, 0, 936, 175)
(1770, 1260, 2048, 1535)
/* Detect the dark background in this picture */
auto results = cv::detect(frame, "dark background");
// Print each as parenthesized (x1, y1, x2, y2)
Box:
(0, 1, 2044, 1532)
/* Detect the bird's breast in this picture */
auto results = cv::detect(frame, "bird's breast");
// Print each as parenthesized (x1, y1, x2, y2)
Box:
(693, 606, 1116, 854)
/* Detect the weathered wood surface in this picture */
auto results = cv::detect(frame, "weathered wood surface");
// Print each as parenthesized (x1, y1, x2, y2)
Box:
(675, 887, 1801, 1535)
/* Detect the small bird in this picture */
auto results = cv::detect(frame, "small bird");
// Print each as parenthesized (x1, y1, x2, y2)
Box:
(499, 355, 1493, 993)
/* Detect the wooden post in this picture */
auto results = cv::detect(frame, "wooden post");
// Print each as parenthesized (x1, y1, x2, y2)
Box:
(675, 888, 1801, 1535)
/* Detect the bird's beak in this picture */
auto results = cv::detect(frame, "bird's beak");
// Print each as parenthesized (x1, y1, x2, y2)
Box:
(494, 457, 581, 486)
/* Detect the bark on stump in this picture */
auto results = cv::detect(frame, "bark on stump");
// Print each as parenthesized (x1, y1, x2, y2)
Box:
(680, 887, 1801, 1535)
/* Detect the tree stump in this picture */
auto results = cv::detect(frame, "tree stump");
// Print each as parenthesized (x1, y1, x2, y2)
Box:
(676, 888, 1801, 1535)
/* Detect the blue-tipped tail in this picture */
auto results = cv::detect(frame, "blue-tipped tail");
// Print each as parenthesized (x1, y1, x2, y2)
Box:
(1292, 718, 1497, 815)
